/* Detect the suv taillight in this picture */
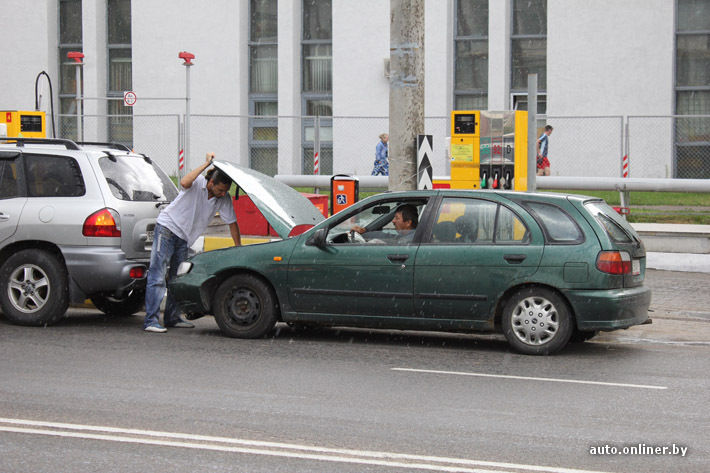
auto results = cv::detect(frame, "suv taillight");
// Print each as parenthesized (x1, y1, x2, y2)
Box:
(596, 250, 631, 275)
(83, 208, 121, 237)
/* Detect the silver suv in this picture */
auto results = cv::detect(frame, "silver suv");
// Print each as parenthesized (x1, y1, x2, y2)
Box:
(0, 138, 178, 325)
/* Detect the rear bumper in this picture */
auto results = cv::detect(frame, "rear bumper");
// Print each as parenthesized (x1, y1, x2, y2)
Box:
(60, 246, 147, 299)
(565, 285, 652, 331)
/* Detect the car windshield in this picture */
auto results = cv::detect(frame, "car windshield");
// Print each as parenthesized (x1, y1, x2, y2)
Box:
(99, 155, 178, 202)
(584, 200, 641, 243)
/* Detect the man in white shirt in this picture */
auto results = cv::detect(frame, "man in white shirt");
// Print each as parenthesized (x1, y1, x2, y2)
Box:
(143, 152, 241, 333)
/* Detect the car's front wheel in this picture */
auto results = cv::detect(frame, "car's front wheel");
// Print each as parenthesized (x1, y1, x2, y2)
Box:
(0, 249, 69, 326)
(501, 287, 573, 355)
(213, 274, 278, 338)
(91, 287, 146, 317)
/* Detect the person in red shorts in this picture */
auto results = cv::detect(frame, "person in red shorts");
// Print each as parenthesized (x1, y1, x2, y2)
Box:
(536, 125, 554, 176)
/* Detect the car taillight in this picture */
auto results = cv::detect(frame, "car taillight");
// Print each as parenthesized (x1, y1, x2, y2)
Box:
(596, 250, 631, 275)
(129, 266, 146, 279)
(83, 208, 121, 237)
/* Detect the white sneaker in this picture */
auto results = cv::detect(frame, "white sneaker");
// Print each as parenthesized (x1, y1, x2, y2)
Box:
(144, 325, 167, 333)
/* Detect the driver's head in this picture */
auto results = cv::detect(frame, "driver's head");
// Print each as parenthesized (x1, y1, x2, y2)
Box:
(393, 204, 418, 231)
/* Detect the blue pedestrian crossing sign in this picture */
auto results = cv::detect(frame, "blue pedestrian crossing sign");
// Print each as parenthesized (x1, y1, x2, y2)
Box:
(336, 194, 347, 205)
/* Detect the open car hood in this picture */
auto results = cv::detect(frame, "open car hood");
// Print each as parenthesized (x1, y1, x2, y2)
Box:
(214, 161, 325, 239)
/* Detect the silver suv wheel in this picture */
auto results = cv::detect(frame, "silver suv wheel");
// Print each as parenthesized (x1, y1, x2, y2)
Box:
(8, 264, 51, 313)
(0, 250, 69, 326)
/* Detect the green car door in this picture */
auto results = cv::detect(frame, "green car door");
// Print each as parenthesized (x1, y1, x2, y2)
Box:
(287, 198, 428, 318)
(413, 195, 544, 322)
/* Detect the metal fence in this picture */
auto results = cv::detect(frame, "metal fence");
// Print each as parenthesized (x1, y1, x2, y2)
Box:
(58, 113, 710, 180)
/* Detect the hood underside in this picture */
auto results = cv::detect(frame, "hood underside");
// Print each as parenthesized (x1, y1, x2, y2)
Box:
(213, 161, 325, 238)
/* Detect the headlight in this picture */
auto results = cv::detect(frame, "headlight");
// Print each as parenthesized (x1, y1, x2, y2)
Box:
(176, 262, 193, 276)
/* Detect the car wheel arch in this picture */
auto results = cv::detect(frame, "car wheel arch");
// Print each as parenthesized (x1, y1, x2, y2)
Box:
(0, 240, 67, 269)
(493, 283, 578, 329)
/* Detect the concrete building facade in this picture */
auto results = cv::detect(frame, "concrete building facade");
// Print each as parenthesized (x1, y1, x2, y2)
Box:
(1, 0, 707, 178)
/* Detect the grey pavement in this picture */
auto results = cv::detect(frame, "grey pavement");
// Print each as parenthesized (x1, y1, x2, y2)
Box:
(594, 268, 710, 346)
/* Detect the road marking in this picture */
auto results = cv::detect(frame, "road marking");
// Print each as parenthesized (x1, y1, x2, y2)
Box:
(0, 417, 610, 473)
(392, 368, 668, 390)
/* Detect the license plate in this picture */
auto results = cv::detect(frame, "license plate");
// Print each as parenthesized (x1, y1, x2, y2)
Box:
(632, 259, 640, 275)
(146, 230, 154, 243)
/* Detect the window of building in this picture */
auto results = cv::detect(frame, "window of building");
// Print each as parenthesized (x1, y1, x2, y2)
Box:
(58, 0, 82, 140)
(675, 0, 710, 178)
(302, 0, 333, 175)
(511, 0, 547, 113)
(108, 0, 133, 146)
(454, 0, 489, 110)
(249, 0, 278, 176)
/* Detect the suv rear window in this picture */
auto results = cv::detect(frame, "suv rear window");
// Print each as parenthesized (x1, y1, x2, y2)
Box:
(99, 155, 178, 202)
(26, 154, 85, 197)
(584, 200, 640, 244)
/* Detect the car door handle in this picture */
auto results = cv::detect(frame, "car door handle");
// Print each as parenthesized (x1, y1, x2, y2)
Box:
(0, 213, 9, 222)
(504, 254, 527, 264)
(387, 254, 409, 263)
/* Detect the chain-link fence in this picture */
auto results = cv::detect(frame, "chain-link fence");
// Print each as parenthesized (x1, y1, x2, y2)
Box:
(628, 115, 710, 179)
(56, 113, 710, 180)
(59, 114, 180, 175)
(544, 116, 624, 178)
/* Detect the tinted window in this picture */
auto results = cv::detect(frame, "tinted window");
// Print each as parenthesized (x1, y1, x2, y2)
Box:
(99, 156, 178, 202)
(431, 197, 529, 244)
(25, 154, 85, 197)
(524, 201, 583, 243)
(0, 159, 20, 198)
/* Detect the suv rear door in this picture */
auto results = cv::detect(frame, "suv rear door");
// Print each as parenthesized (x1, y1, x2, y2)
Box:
(0, 152, 26, 246)
(95, 153, 178, 260)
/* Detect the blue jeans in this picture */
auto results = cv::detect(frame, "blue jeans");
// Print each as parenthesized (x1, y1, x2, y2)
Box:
(143, 223, 189, 328)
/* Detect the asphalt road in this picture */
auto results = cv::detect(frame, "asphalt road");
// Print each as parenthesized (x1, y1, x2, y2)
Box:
(0, 269, 708, 473)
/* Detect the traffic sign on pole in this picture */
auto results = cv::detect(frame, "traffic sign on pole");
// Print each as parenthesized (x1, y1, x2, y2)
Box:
(123, 91, 137, 107)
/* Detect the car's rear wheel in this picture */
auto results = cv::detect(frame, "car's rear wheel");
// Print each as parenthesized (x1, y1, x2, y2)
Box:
(0, 249, 69, 326)
(91, 287, 146, 317)
(213, 274, 278, 338)
(501, 287, 573, 355)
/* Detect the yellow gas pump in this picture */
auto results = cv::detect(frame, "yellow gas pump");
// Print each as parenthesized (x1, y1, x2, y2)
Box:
(449, 111, 480, 189)
(449, 110, 528, 191)
(0, 111, 46, 138)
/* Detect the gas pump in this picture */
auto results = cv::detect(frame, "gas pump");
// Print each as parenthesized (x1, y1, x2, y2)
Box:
(0, 111, 46, 138)
(450, 110, 528, 191)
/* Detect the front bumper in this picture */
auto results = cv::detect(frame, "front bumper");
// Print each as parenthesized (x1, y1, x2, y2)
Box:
(169, 271, 218, 315)
(565, 285, 652, 331)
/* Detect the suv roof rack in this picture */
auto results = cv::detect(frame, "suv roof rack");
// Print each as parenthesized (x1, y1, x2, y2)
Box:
(0, 137, 81, 150)
(75, 141, 132, 152)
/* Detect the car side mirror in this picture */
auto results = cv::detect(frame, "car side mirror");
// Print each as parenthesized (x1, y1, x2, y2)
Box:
(307, 228, 327, 247)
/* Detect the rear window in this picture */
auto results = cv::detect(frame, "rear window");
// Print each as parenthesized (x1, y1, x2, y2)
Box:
(99, 155, 178, 202)
(523, 201, 584, 244)
(0, 159, 19, 198)
(25, 154, 85, 197)
(584, 200, 640, 243)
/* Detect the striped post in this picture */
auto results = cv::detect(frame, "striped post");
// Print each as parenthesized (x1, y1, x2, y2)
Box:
(622, 154, 629, 178)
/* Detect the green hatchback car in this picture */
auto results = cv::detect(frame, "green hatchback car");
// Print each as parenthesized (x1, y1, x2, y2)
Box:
(171, 162, 651, 355)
